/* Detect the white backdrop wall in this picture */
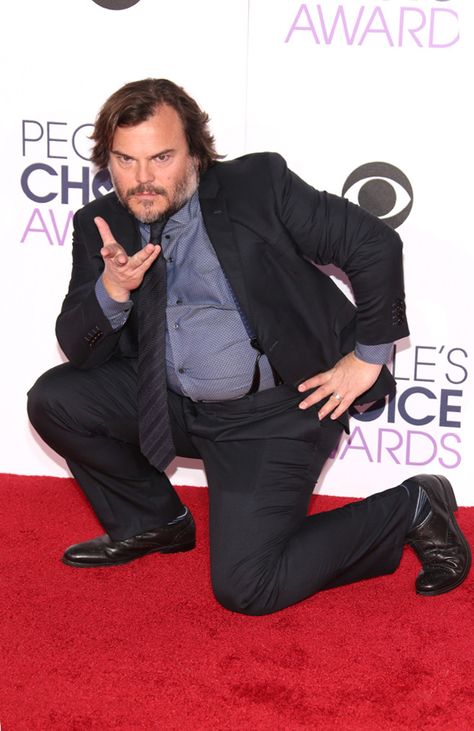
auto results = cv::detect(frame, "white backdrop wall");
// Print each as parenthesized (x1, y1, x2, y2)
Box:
(2, 0, 473, 504)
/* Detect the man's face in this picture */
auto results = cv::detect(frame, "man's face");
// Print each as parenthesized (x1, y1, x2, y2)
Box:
(108, 104, 199, 223)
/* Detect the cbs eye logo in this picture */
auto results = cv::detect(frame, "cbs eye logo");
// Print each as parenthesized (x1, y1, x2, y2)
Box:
(342, 162, 413, 229)
(92, 0, 140, 9)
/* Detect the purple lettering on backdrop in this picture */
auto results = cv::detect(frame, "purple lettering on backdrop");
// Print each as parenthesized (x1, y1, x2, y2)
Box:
(339, 426, 374, 461)
(285, 4, 460, 49)
(377, 428, 403, 464)
(399, 7, 426, 47)
(285, 4, 319, 43)
(405, 430, 438, 466)
(429, 8, 459, 48)
(21, 209, 54, 245)
(317, 4, 364, 45)
(439, 433, 461, 469)
(330, 427, 463, 468)
(358, 7, 394, 46)
(21, 208, 74, 246)
(48, 210, 74, 246)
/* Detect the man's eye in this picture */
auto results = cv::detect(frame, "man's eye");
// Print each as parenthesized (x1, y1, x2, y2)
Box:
(155, 154, 170, 162)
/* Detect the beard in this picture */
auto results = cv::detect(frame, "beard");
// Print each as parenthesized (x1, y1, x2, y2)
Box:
(112, 157, 199, 223)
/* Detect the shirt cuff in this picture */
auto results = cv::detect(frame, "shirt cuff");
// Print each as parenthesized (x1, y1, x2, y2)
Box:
(95, 276, 133, 331)
(355, 342, 393, 365)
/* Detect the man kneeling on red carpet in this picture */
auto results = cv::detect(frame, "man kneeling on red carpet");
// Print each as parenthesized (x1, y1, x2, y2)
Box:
(27, 78, 471, 615)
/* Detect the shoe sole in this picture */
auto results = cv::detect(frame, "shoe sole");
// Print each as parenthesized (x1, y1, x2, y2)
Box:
(62, 541, 196, 568)
(412, 474, 471, 596)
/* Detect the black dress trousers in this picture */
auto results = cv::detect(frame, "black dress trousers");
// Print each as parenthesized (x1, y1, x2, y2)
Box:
(28, 357, 413, 615)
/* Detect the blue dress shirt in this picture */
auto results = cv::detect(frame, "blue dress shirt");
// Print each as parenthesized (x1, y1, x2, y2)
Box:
(95, 193, 392, 401)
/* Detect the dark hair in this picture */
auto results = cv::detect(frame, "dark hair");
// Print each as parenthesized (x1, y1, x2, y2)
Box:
(90, 78, 222, 172)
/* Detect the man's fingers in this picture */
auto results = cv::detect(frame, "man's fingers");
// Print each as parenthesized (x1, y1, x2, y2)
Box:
(94, 216, 116, 246)
(297, 353, 382, 419)
(102, 241, 161, 274)
(102, 243, 161, 282)
(317, 392, 351, 421)
(101, 243, 124, 260)
(95, 215, 161, 272)
(118, 244, 161, 273)
(298, 385, 343, 411)
(297, 370, 333, 409)
(130, 243, 161, 268)
(298, 370, 332, 393)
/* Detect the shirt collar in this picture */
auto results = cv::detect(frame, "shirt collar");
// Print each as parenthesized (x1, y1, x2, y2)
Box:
(168, 190, 200, 225)
(138, 191, 199, 240)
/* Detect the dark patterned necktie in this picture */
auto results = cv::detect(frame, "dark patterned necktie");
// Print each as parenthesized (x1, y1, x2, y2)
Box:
(137, 218, 175, 471)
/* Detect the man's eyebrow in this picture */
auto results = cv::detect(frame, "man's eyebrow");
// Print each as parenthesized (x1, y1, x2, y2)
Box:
(151, 148, 175, 157)
(110, 148, 176, 159)
(110, 148, 132, 157)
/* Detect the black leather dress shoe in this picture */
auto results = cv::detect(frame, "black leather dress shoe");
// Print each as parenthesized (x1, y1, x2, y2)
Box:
(406, 475, 471, 596)
(62, 508, 195, 568)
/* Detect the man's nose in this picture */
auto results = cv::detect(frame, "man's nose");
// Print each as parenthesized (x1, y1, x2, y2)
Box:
(135, 160, 155, 183)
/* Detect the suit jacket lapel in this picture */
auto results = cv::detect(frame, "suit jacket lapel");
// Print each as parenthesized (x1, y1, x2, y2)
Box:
(198, 167, 255, 331)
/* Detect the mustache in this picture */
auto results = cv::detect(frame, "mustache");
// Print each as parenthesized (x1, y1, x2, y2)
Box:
(126, 185, 167, 197)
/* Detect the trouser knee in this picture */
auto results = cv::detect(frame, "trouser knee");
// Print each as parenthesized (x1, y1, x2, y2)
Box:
(27, 363, 91, 450)
(27, 366, 64, 435)
(211, 572, 276, 617)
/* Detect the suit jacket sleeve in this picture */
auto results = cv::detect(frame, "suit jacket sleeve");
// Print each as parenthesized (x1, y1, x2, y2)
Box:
(55, 200, 133, 369)
(267, 153, 409, 346)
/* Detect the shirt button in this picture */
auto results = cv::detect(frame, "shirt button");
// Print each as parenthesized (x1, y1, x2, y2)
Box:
(178, 367, 185, 374)
(174, 323, 180, 329)
(176, 299, 182, 305)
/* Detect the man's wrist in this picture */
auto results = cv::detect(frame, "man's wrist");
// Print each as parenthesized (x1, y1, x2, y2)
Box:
(95, 276, 133, 330)
(101, 273, 131, 303)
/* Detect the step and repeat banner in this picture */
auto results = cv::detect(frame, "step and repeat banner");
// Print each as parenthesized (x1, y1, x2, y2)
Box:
(1, 0, 473, 503)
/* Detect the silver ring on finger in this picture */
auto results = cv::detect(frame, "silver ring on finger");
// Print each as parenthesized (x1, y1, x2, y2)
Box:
(332, 392, 343, 402)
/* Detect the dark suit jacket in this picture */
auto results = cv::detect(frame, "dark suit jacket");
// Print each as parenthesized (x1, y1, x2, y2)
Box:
(56, 152, 409, 420)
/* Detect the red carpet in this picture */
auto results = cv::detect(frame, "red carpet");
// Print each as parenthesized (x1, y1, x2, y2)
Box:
(0, 474, 473, 730)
